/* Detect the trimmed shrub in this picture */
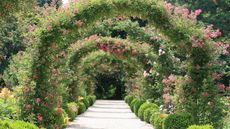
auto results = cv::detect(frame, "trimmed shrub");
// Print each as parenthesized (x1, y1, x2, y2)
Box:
(163, 111, 194, 129)
(90, 95, 96, 102)
(78, 102, 87, 114)
(144, 108, 158, 123)
(53, 108, 68, 128)
(82, 98, 90, 108)
(64, 102, 78, 120)
(124, 96, 129, 103)
(134, 100, 145, 116)
(130, 98, 138, 112)
(138, 102, 159, 120)
(0, 120, 39, 129)
(86, 96, 94, 106)
(187, 125, 214, 129)
(124, 96, 134, 105)
(150, 113, 168, 129)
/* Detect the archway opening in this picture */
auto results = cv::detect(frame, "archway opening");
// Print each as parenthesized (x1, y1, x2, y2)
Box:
(95, 72, 125, 100)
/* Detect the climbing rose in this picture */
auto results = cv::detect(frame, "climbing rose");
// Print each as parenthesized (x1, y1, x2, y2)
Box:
(88, 34, 98, 41)
(43, 9, 49, 17)
(47, 25, 53, 32)
(223, 44, 230, 56)
(43, 103, 49, 107)
(99, 44, 108, 52)
(164, 2, 174, 13)
(217, 83, 225, 91)
(168, 74, 177, 82)
(62, 29, 70, 35)
(202, 92, 209, 97)
(223, 49, 229, 56)
(75, 20, 83, 27)
(212, 72, 222, 80)
(191, 36, 205, 48)
(226, 87, 230, 92)
(203, 25, 222, 39)
(25, 104, 32, 109)
(56, 107, 62, 114)
(214, 29, 222, 37)
(37, 114, 43, 122)
(28, 25, 36, 32)
(163, 93, 171, 104)
(36, 98, 41, 103)
(212, 42, 222, 48)
(162, 74, 176, 86)
(182, 8, 189, 17)
(194, 9, 202, 16)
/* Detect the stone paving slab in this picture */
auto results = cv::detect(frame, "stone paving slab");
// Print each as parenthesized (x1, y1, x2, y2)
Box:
(66, 100, 154, 129)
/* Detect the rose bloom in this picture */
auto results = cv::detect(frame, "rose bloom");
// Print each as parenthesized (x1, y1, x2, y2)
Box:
(56, 107, 63, 114)
(202, 92, 209, 97)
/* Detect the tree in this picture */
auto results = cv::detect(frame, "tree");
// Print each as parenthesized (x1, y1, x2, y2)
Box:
(167, 0, 230, 36)
(0, 16, 25, 87)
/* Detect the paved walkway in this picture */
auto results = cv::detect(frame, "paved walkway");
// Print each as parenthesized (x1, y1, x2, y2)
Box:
(66, 100, 154, 129)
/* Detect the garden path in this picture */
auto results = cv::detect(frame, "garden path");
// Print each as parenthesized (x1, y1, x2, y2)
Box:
(66, 100, 154, 129)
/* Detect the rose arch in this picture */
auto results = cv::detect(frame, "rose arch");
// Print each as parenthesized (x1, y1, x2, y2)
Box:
(63, 37, 155, 101)
(13, 0, 224, 128)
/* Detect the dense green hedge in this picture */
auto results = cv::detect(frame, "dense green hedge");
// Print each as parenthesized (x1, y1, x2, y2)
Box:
(134, 100, 145, 116)
(86, 96, 94, 106)
(77, 102, 87, 115)
(0, 120, 39, 129)
(130, 98, 138, 112)
(143, 108, 158, 123)
(163, 111, 194, 129)
(150, 113, 168, 129)
(138, 102, 159, 120)
(82, 98, 90, 109)
(77, 95, 96, 115)
(64, 102, 78, 121)
(187, 125, 214, 129)
(124, 96, 135, 105)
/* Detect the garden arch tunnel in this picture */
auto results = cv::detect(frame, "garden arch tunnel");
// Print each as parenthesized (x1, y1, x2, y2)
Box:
(63, 37, 155, 101)
(13, 0, 222, 128)
(73, 50, 144, 100)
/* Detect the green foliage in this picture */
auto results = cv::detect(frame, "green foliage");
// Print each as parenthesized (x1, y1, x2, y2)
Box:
(90, 95, 97, 103)
(130, 98, 138, 112)
(169, 0, 230, 37)
(77, 102, 87, 115)
(0, 88, 19, 120)
(138, 102, 159, 121)
(0, 120, 39, 129)
(0, 16, 25, 87)
(64, 102, 78, 121)
(86, 96, 94, 106)
(223, 109, 230, 129)
(0, 0, 36, 19)
(124, 96, 134, 105)
(52, 108, 68, 129)
(187, 125, 214, 129)
(150, 113, 168, 129)
(82, 98, 90, 109)
(134, 100, 145, 116)
(163, 111, 194, 129)
(143, 108, 158, 123)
